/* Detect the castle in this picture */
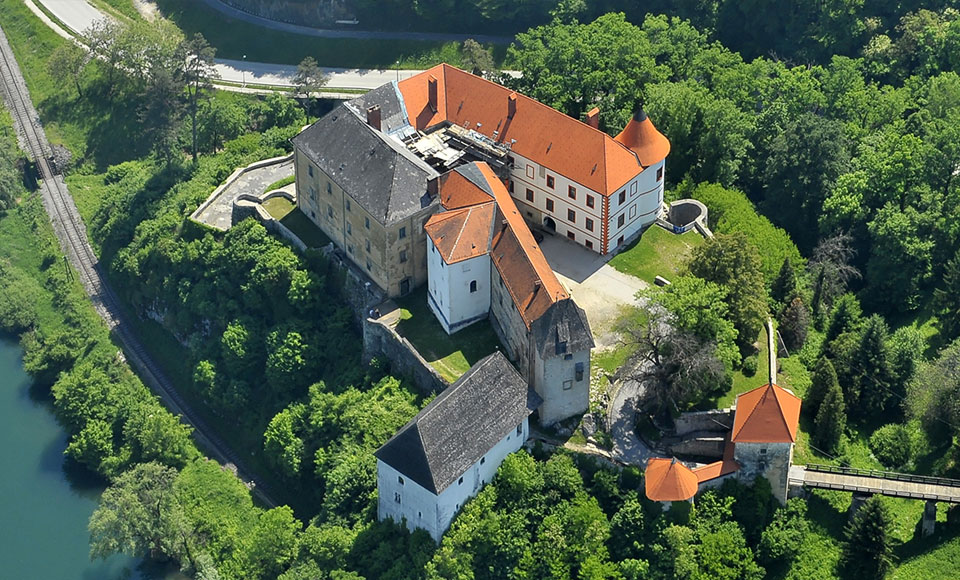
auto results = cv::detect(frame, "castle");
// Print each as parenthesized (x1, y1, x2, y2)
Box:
(290, 64, 671, 541)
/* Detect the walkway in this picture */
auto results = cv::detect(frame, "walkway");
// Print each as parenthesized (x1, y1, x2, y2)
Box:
(790, 465, 960, 503)
(194, 157, 293, 231)
(199, 0, 513, 44)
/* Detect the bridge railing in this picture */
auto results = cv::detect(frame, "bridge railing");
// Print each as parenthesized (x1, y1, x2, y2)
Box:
(805, 463, 960, 489)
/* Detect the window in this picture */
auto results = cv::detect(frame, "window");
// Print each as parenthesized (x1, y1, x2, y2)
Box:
(517, 423, 523, 436)
(345, 199, 351, 212)
(470, 280, 477, 293)
(526, 164, 535, 179)
(399, 227, 406, 239)
(308, 165, 314, 177)
(575, 362, 584, 381)
(629, 205, 637, 218)
(567, 231, 576, 241)
(346, 223, 352, 236)
(508, 180, 514, 193)
(546, 199, 554, 212)
(760, 448, 767, 454)
(617, 235, 624, 246)
(480, 457, 486, 465)
(564, 353, 573, 360)
(365, 240, 371, 252)
(459, 477, 464, 485)
(526, 211, 532, 218)
(394, 492, 401, 503)
(585, 240, 594, 250)
(618, 214, 625, 228)
(630, 181, 638, 195)
(563, 380, 573, 391)
(619, 191, 626, 205)
(526, 188, 534, 202)
(546, 175, 555, 189)
(656, 166, 663, 182)
(398, 476, 404, 485)
(586, 194, 595, 208)
(567, 209, 576, 222)
(364, 217, 370, 229)
(327, 205, 333, 218)
(568, 185, 576, 199)
(326, 181, 332, 194)
(585, 218, 594, 232)
(400, 250, 408, 263)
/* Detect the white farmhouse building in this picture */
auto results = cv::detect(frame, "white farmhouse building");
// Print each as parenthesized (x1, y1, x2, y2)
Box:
(374, 352, 540, 542)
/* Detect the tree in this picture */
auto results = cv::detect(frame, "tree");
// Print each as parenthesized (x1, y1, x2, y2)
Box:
(140, 63, 185, 166)
(461, 39, 495, 77)
(866, 203, 935, 312)
(805, 357, 840, 418)
(778, 297, 810, 354)
(758, 499, 808, 566)
(47, 42, 88, 98)
(935, 248, 960, 341)
(88, 462, 191, 562)
(770, 258, 797, 306)
(850, 315, 894, 416)
(180, 33, 218, 163)
(814, 379, 845, 455)
(688, 233, 768, 349)
(293, 57, 329, 121)
(839, 496, 894, 579)
(808, 233, 860, 317)
(905, 339, 960, 441)
(198, 99, 246, 153)
(620, 309, 731, 418)
(645, 275, 740, 369)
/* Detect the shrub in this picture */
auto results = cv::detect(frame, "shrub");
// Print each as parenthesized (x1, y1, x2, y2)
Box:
(742, 354, 759, 376)
(869, 422, 925, 469)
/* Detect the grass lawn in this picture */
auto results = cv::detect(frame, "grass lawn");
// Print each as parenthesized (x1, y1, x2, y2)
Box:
(279, 208, 331, 248)
(153, 0, 503, 69)
(263, 196, 295, 219)
(264, 175, 296, 195)
(607, 225, 704, 284)
(394, 287, 503, 382)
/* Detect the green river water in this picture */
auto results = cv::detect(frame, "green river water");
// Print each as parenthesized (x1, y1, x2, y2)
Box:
(0, 336, 180, 579)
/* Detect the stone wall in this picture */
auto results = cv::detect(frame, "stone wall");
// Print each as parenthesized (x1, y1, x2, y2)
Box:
(363, 316, 447, 395)
(668, 436, 726, 459)
(674, 409, 734, 437)
(734, 441, 793, 505)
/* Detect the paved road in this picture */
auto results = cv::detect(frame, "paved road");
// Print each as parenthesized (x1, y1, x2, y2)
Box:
(33, 0, 426, 90)
(199, 0, 513, 44)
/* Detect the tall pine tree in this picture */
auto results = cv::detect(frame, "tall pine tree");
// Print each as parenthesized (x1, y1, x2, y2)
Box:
(839, 497, 894, 579)
(814, 380, 845, 455)
(852, 315, 894, 417)
(805, 357, 839, 418)
(771, 257, 798, 306)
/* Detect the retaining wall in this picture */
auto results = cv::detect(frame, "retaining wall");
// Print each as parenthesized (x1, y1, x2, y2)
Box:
(675, 408, 734, 437)
(190, 153, 293, 230)
(363, 317, 448, 395)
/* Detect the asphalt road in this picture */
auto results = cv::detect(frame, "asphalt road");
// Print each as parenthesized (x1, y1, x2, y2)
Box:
(34, 0, 426, 89)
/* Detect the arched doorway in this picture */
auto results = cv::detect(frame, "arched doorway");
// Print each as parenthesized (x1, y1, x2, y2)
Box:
(543, 216, 557, 232)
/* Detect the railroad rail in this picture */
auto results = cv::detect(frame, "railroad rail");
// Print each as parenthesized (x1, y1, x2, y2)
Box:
(0, 24, 276, 507)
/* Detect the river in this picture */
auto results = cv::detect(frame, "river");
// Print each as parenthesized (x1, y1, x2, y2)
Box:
(0, 336, 181, 579)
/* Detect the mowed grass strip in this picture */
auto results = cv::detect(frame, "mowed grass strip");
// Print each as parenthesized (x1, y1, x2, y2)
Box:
(607, 225, 703, 284)
(394, 287, 503, 382)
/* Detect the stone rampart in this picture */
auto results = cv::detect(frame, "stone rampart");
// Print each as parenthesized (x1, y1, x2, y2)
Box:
(675, 408, 734, 437)
(363, 317, 447, 395)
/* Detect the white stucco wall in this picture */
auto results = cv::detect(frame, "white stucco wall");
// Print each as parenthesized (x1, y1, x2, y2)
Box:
(533, 348, 591, 425)
(426, 237, 492, 334)
(377, 418, 531, 542)
(607, 159, 665, 252)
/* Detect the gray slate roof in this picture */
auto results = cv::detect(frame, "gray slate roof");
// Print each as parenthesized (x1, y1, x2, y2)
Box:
(291, 104, 439, 226)
(531, 298, 595, 359)
(344, 83, 411, 136)
(374, 351, 541, 494)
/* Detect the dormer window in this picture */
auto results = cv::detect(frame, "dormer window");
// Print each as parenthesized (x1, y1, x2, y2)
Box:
(556, 341, 567, 355)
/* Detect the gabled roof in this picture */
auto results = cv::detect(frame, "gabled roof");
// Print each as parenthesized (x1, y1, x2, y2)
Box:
(397, 64, 668, 196)
(645, 457, 699, 502)
(692, 438, 740, 483)
(731, 384, 802, 443)
(614, 110, 671, 167)
(439, 164, 496, 210)
(424, 203, 495, 264)
(344, 82, 411, 136)
(291, 104, 439, 226)
(374, 352, 541, 494)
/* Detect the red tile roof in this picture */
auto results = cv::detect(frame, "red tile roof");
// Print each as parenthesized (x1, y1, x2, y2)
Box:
(645, 457, 699, 502)
(424, 203, 495, 265)
(692, 439, 740, 482)
(439, 169, 495, 210)
(731, 384, 802, 444)
(398, 64, 668, 196)
(614, 111, 671, 167)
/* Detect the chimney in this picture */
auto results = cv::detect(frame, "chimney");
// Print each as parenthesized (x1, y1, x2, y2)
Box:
(427, 178, 439, 197)
(366, 105, 381, 131)
(585, 107, 600, 129)
(428, 75, 438, 113)
(508, 92, 517, 119)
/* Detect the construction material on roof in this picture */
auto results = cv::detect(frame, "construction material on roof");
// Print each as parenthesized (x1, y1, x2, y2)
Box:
(731, 384, 802, 443)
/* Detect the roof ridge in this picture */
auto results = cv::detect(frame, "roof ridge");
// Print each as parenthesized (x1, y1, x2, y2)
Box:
(448, 206, 474, 258)
(770, 384, 797, 442)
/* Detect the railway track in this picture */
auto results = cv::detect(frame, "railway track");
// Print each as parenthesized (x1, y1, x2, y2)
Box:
(0, 25, 277, 507)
